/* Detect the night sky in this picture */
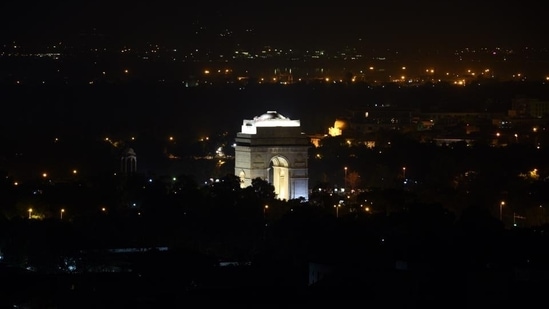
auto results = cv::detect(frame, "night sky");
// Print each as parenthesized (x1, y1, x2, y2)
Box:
(1, 1, 547, 49)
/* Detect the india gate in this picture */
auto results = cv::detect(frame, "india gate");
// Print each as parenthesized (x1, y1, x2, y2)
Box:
(234, 111, 310, 201)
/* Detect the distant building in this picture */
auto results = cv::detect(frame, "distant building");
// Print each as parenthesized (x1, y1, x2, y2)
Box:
(510, 97, 549, 118)
(234, 111, 310, 201)
(333, 107, 417, 136)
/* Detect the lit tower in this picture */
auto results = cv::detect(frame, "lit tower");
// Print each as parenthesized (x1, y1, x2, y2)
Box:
(121, 147, 137, 174)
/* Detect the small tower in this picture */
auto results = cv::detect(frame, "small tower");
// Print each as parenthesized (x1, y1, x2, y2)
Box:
(121, 147, 137, 174)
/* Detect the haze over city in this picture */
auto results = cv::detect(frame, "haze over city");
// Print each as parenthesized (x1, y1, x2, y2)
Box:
(2, 1, 547, 49)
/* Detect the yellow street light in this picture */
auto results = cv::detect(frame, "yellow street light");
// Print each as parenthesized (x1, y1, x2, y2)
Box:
(61, 208, 65, 220)
(28, 208, 32, 219)
(500, 201, 505, 221)
(334, 204, 341, 218)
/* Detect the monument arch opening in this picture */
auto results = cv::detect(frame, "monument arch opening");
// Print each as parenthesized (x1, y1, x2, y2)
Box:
(268, 155, 290, 200)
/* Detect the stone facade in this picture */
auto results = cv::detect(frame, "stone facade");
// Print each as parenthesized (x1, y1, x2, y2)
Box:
(234, 111, 310, 200)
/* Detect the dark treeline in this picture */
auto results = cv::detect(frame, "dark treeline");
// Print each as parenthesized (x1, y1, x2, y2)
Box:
(1, 171, 549, 307)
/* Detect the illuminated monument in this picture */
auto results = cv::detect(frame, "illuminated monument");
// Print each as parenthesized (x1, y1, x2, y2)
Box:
(235, 111, 310, 201)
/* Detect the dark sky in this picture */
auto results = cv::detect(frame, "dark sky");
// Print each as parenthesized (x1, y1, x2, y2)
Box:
(1, 1, 547, 49)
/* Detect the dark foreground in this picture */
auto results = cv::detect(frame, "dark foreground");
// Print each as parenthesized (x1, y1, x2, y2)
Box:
(2, 261, 548, 308)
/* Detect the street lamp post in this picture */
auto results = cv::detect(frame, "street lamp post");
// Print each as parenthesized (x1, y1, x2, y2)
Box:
(262, 205, 269, 241)
(402, 167, 406, 179)
(28, 208, 32, 219)
(344, 167, 347, 190)
(61, 208, 65, 220)
(334, 204, 340, 218)
(500, 201, 505, 221)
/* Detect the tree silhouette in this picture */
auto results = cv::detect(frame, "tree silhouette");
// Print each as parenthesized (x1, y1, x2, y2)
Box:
(251, 177, 276, 201)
